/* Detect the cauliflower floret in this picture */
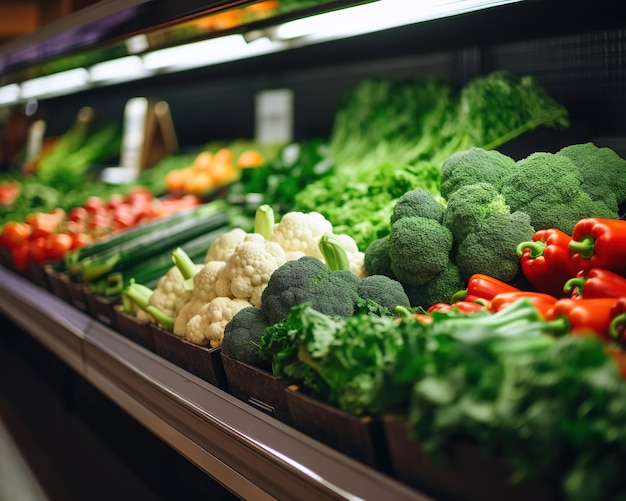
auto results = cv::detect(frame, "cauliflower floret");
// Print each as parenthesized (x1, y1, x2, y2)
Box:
(174, 260, 227, 336)
(216, 233, 287, 307)
(205, 228, 248, 263)
(269, 211, 333, 259)
(185, 297, 252, 347)
(333, 233, 366, 279)
(148, 264, 202, 319)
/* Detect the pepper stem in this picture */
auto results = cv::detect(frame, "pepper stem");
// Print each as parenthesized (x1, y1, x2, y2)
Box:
(569, 235, 595, 259)
(609, 312, 626, 340)
(255, 204, 275, 240)
(516, 240, 546, 258)
(394, 305, 415, 320)
(563, 277, 586, 297)
(449, 289, 468, 303)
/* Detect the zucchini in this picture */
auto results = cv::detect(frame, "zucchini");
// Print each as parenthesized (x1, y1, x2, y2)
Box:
(76, 208, 230, 283)
(63, 200, 228, 270)
(88, 225, 230, 296)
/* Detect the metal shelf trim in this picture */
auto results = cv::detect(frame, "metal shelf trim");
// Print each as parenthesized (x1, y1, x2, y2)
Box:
(0, 265, 429, 501)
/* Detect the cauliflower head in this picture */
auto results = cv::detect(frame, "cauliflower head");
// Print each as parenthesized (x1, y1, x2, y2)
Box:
(205, 228, 248, 263)
(149, 264, 202, 318)
(216, 233, 287, 307)
(269, 211, 333, 259)
(173, 260, 227, 336)
(185, 297, 252, 347)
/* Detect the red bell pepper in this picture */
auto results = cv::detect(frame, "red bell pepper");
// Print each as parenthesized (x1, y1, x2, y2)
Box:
(489, 291, 557, 319)
(450, 273, 519, 302)
(569, 218, 626, 276)
(516, 228, 578, 298)
(564, 267, 626, 299)
(427, 301, 485, 314)
(547, 297, 622, 341)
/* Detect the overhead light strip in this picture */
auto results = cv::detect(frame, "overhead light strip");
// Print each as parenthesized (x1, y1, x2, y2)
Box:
(0, 0, 524, 105)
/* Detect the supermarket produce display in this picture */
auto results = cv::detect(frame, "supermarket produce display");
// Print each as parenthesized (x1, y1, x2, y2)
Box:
(2, 1, 626, 500)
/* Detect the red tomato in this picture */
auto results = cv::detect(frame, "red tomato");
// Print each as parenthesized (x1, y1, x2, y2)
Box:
(45, 233, 74, 262)
(28, 236, 48, 264)
(11, 241, 29, 272)
(106, 193, 126, 210)
(70, 232, 94, 250)
(0, 221, 32, 248)
(84, 196, 106, 214)
(125, 186, 153, 205)
(68, 206, 89, 222)
(112, 204, 136, 231)
(0, 181, 21, 206)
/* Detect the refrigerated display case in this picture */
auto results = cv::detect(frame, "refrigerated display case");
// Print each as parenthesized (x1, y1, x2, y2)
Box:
(1, 1, 625, 499)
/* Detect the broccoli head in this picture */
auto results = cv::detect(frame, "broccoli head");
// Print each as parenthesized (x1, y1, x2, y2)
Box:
(455, 210, 535, 282)
(404, 261, 465, 309)
(222, 306, 271, 367)
(363, 235, 394, 278)
(261, 256, 360, 325)
(388, 216, 453, 287)
(357, 274, 411, 312)
(442, 182, 510, 246)
(439, 147, 515, 199)
(501, 152, 618, 234)
(391, 188, 445, 224)
(558, 142, 626, 210)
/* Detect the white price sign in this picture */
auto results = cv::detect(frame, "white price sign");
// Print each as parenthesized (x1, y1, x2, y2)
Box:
(255, 89, 294, 144)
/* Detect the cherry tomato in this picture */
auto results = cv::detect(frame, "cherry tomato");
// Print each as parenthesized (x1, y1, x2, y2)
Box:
(11, 241, 29, 272)
(84, 196, 106, 214)
(68, 206, 89, 222)
(28, 236, 48, 264)
(0, 221, 33, 248)
(106, 193, 126, 210)
(112, 204, 136, 231)
(45, 233, 74, 262)
(70, 232, 94, 250)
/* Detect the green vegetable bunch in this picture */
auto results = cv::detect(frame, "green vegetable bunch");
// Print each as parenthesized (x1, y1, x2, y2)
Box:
(259, 302, 405, 416)
(294, 71, 569, 249)
(381, 301, 626, 501)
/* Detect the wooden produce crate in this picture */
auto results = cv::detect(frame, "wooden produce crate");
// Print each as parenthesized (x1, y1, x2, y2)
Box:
(285, 385, 389, 471)
(64, 278, 89, 312)
(84, 291, 120, 330)
(24, 260, 51, 289)
(114, 306, 156, 352)
(221, 353, 292, 424)
(44, 264, 71, 302)
(152, 324, 228, 390)
(382, 415, 557, 501)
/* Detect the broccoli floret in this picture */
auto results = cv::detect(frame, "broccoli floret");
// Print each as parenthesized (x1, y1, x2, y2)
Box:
(404, 261, 465, 309)
(558, 142, 626, 210)
(357, 275, 411, 312)
(261, 256, 361, 325)
(455, 210, 535, 282)
(501, 152, 618, 234)
(363, 235, 394, 278)
(439, 147, 515, 199)
(391, 188, 445, 224)
(388, 216, 453, 287)
(442, 182, 510, 246)
(222, 306, 271, 367)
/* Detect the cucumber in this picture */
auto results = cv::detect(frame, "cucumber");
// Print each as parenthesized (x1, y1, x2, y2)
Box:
(89, 225, 230, 296)
(63, 200, 228, 270)
(76, 208, 230, 283)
